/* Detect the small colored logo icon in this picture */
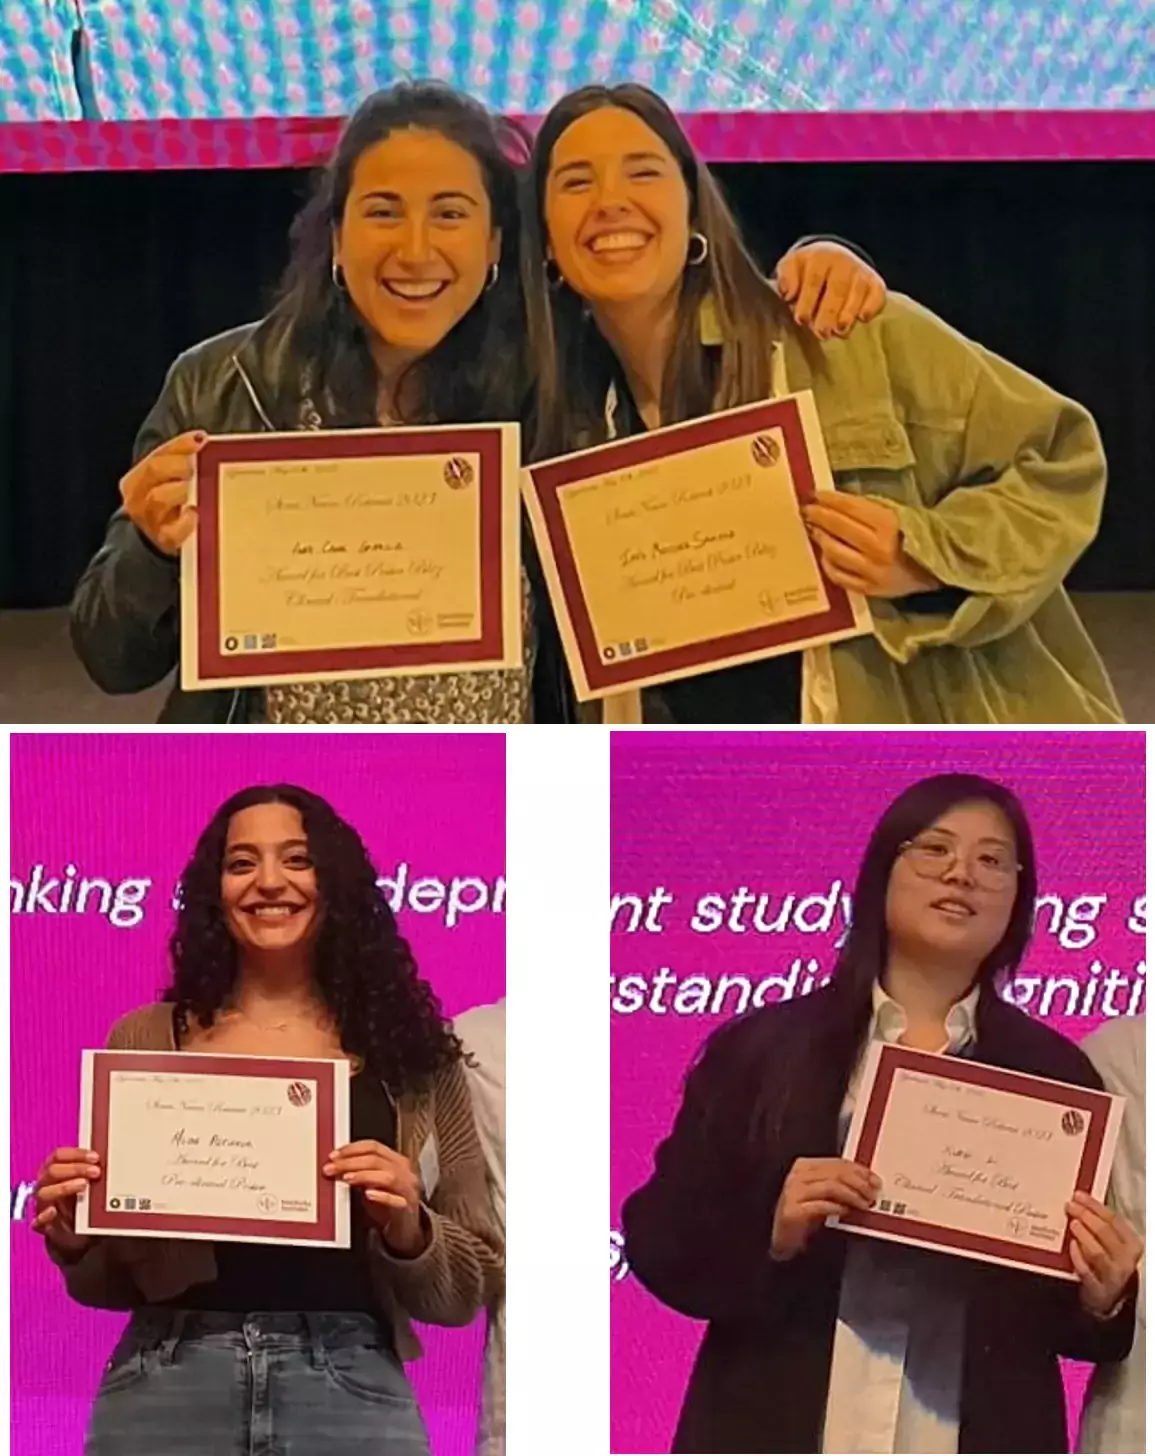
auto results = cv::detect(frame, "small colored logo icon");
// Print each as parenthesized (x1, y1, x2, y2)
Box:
(444, 457, 474, 489)
(287, 1082, 312, 1108)
(258, 1194, 278, 1214)
(407, 610, 433, 637)
(1061, 1109, 1085, 1136)
(223, 636, 239, 652)
(751, 434, 781, 468)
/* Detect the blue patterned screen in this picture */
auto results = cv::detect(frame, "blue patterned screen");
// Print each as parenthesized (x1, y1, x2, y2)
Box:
(4, 0, 1154, 122)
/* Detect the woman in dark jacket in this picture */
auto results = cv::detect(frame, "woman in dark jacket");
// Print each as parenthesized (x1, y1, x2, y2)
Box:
(622, 773, 1141, 1454)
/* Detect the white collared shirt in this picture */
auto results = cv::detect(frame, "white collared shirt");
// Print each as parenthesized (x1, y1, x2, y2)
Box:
(821, 981, 980, 1455)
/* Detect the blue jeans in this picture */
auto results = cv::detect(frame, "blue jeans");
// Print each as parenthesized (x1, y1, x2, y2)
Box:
(85, 1310, 432, 1455)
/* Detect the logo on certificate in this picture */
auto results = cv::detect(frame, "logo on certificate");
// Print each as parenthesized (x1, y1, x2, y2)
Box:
(1061, 1109, 1085, 1136)
(750, 434, 781, 468)
(443, 457, 474, 489)
(258, 1194, 278, 1214)
(223, 636, 239, 652)
(287, 1081, 312, 1107)
(407, 610, 433, 637)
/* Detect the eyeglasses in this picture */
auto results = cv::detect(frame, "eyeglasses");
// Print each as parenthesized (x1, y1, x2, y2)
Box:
(898, 833, 1021, 891)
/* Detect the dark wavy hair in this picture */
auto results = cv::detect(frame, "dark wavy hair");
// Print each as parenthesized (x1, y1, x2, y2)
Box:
(751, 772, 1037, 1146)
(269, 81, 532, 428)
(522, 83, 790, 460)
(162, 784, 462, 1095)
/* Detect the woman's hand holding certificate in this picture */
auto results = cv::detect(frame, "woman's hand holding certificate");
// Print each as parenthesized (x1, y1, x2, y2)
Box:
(1065, 1189, 1143, 1316)
(803, 494, 940, 599)
(770, 1157, 881, 1261)
(325, 1140, 427, 1257)
(32, 1146, 102, 1256)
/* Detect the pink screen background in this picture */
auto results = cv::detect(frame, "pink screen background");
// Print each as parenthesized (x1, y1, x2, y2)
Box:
(10, 731, 505, 1456)
(610, 730, 1147, 1455)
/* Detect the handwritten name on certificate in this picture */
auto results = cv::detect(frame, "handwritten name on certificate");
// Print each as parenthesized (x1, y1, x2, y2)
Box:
(832, 1043, 1123, 1279)
(522, 393, 871, 701)
(76, 1051, 351, 1247)
(181, 426, 522, 690)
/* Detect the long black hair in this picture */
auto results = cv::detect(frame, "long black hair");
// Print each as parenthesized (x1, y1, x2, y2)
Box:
(270, 81, 531, 428)
(750, 772, 1037, 1147)
(163, 784, 462, 1095)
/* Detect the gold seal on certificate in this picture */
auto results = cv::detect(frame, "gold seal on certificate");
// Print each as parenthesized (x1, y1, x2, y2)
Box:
(75, 1051, 351, 1247)
(832, 1043, 1124, 1279)
(180, 425, 522, 691)
(521, 392, 872, 701)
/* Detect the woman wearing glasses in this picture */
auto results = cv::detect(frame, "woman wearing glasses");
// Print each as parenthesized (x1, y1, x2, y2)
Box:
(622, 773, 1142, 1454)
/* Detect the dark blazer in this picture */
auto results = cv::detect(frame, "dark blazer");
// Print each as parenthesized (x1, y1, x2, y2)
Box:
(621, 984, 1136, 1454)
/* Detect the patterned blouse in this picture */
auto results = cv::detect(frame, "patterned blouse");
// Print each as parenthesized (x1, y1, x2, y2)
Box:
(264, 390, 534, 725)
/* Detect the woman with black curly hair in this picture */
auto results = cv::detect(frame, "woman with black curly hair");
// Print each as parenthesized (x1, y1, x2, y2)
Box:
(32, 784, 501, 1455)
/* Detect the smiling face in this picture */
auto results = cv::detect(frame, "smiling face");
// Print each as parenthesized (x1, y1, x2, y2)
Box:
(543, 105, 691, 311)
(333, 127, 500, 361)
(885, 800, 1020, 971)
(220, 802, 323, 957)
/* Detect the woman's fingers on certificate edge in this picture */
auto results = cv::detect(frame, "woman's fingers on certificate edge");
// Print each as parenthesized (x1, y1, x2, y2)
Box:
(804, 504, 887, 557)
(43, 1158, 101, 1182)
(36, 1179, 88, 1203)
(801, 1185, 874, 1211)
(332, 1140, 394, 1159)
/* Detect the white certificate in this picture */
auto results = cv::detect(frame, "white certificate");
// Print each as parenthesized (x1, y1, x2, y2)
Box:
(76, 1050, 351, 1247)
(831, 1042, 1124, 1279)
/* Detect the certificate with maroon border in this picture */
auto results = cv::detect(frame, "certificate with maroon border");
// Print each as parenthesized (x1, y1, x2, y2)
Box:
(75, 1051, 351, 1247)
(520, 391, 871, 701)
(180, 424, 522, 690)
(831, 1042, 1123, 1280)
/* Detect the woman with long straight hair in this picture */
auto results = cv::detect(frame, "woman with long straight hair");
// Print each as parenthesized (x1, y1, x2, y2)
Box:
(33, 784, 500, 1454)
(522, 85, 1123, 726)
(71, 81, 883, 726)
(622, 774, 1141, 1454)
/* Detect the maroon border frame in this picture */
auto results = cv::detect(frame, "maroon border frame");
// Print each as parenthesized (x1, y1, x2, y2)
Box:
(526, 397, 857, 693)
(194, 429, 505, 682)
(842, 1044, 1111, 1275)
(86, 1051, 339, 1241)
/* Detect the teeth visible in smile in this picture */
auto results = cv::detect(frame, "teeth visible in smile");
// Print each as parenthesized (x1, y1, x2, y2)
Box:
(590, 231, 650, 253)
(250, 906, 298, 917)
(933, 902, 974, 917)
(383, 280, 447, 298)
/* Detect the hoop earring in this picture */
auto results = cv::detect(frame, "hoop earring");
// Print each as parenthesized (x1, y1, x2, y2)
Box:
(331, 259, 347, 292)
(686, 232, 709, 267)
(484, 262, 499, 292)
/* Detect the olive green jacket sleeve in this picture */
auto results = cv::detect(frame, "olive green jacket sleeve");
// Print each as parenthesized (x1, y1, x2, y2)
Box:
(866, 296, 1107, 662)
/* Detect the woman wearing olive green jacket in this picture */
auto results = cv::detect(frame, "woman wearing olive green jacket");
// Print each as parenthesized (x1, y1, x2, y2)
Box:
(524, 83, 1123, 725)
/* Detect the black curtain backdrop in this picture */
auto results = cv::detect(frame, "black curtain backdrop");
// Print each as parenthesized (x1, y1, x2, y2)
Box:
(1, 160, 1152, 609)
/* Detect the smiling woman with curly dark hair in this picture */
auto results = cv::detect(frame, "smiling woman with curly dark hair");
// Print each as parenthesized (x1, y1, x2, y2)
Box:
(165, 783, 463, 1096)
(34, 783, 501, 1456)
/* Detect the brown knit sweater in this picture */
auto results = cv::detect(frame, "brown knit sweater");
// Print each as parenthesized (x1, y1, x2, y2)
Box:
(47, 1004, 504, 1360)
